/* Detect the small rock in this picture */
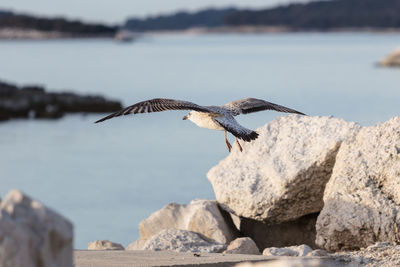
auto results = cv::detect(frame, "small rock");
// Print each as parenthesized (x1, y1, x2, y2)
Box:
(379, 48, 400, 67)
(140, 229, 225, 253)
(263, 244, 313, 257)
(0, 189, 73, 267)
(306, 249, 329, 257)
(223, 237, 260, 255)
(88, 240, 124, 250)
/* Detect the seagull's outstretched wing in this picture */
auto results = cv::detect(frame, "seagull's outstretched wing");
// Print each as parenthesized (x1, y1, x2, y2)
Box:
(95, 98, 211, 123)
(223, 98, 305, 116)
(215, 116, 259, 142)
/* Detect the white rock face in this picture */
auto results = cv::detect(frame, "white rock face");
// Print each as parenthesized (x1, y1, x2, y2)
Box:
(88, 240, 124, 250)
(262, 244, 312, 257)
(0, 190, 73, 267)
(316, 117, 400, 251)
(223, 237, 260, 255)
(140, 229, 225, 253)
(208, 115, 361, 223)
(129, 199, 236, 249)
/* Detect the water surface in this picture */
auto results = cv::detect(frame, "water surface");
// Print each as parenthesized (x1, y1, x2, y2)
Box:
(0, 33, 399, 248)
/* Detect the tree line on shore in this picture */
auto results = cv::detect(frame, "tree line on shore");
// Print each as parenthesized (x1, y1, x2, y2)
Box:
(0, 10, 116, 35)
(225, 0, 400, 30)
(123, 0, 400, 31)
(1, 0, 400, 34)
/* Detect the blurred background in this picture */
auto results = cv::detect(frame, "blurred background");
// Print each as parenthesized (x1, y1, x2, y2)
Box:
(0, 0, 399, 249)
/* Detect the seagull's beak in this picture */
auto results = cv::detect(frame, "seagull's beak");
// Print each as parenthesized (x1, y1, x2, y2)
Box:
(182, 115, 188, 120)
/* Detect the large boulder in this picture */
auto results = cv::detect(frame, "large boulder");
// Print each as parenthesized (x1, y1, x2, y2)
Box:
(316, 117, 400, 251)
(0, 190, 73, 267)
(138, 229, 225, 253)
(127, 199, 237, 250)
(208, 115, 361, 224)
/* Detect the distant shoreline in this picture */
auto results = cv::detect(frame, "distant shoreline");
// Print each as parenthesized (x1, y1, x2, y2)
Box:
(1, 26, 400, 41)
(1, 26, 400, 40)
(0, 28, 114, 40)
(148, 26, 400, 35)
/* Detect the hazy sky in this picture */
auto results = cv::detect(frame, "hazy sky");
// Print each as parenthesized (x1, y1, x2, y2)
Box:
(1, 0, 310, 24)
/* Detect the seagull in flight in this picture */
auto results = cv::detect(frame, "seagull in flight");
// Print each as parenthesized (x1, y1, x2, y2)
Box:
(95, 98, 305, 152)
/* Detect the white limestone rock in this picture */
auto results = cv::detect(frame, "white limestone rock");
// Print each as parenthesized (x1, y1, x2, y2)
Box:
(140, 229, 225, 253)
(88, 240, 124, 250)
(262, 244, 312, 257)
(316, 116, 400, 251)
(0, 189, 73, 267)
(128, 199, 236, 250)
(208, 115, 361, 223)
(223, 237, 260, 255)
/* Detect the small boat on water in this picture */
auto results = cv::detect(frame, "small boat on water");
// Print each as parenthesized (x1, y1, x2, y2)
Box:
(114, 30, 140, 43)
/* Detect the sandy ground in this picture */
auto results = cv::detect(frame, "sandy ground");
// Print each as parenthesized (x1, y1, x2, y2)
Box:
(74, 250, 338, 267)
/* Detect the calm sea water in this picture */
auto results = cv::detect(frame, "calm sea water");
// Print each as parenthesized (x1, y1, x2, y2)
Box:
(0, 33, 399, 249)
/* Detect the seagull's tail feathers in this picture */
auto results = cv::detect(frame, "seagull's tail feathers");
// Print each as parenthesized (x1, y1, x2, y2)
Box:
(231, 129, 259, 142)
(235, 130, 259, 142)
(244, 131, 259, 142)
(215, 117, 259, 143)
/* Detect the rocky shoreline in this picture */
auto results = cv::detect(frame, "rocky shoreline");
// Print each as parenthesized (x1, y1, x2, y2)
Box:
(103, 115, 400, 266)
(1, 115, 400, 266)
(0, 80, 122, 121)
